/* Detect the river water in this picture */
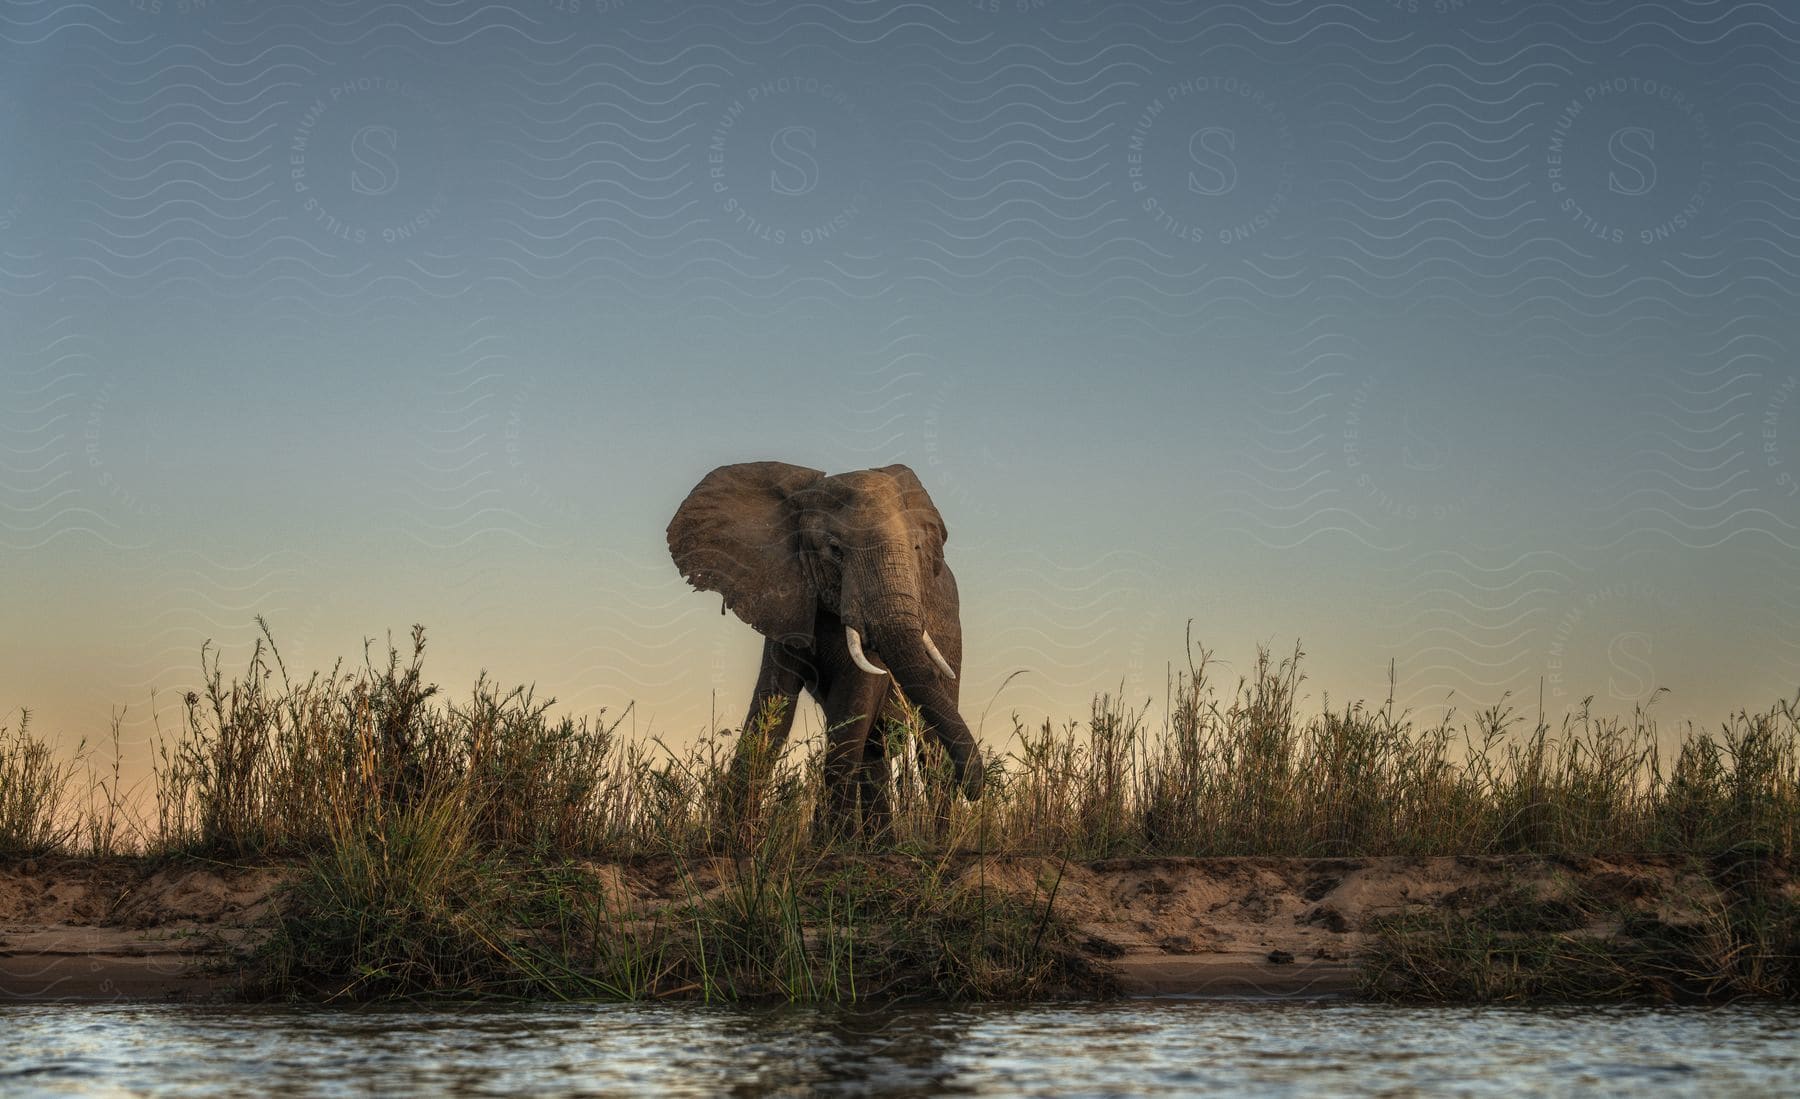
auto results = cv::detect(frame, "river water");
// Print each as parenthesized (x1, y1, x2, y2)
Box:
(0, 1000, 1795, 1096)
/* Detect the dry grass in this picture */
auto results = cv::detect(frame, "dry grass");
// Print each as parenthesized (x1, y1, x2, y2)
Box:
(150, 622, 634, 856)
(8, 620, 1798, 863)
(0, 710, 78, 857)
(994, 642, 1796, 861)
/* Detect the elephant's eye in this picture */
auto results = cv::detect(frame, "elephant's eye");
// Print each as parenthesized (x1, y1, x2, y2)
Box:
(824, 536, 844, 559)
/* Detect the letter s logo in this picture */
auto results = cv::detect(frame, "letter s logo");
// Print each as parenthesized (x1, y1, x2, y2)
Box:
(1187, 127, 1238, 196)
(769, 126, 819, 196)
(1606, 631, 1655, 699)
(1607, 126, 1657, 197)
(350, 125, 400, 196)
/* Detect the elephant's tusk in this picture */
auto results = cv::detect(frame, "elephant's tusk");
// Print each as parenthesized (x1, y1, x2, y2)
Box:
(922, 630, 956, 681)
(845, 625, 887, 676)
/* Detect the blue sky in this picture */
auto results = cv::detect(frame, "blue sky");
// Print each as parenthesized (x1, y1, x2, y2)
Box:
(3, 0, 1797, 774)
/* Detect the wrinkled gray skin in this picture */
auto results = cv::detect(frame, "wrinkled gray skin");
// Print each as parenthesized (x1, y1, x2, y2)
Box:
(668, 461, 982, 838)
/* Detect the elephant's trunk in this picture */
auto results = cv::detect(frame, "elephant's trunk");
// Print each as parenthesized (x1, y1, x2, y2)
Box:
(864, 622, 982, 802)
(848, 543, 983, 800)
(882, 636, 983, 799)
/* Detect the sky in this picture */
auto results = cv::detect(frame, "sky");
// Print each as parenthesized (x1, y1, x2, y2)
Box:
(3, 0, 1798, 784)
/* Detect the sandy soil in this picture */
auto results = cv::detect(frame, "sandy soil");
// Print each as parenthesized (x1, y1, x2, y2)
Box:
(0, 854, 1761, 1002)
(0, 859, 284, 1002)
(973, 854, 1737, 999)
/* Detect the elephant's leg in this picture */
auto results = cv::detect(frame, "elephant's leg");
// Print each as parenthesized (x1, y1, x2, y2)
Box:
(722, 639, 810, 843)
(857, 679, 899, 841)
(741, 637, 808, 751)
(815, 671, 883, 845)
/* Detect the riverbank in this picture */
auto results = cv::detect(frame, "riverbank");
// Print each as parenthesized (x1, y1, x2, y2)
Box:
(4, 854, 1791, 1003)
(6, 630, 1796, 1003)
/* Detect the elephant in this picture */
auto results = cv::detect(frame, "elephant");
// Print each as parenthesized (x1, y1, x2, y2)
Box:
(667, 461, 984, 839)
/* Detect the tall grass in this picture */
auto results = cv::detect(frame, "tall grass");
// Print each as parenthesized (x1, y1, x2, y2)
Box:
(995, 643, 1796, 860)
(6, 622, 1796, 862)
(152, 621, 636, 856)
(0, 710, 78, 857)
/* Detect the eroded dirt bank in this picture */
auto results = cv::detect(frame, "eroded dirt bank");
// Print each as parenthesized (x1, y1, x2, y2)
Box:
(0, 859, 285, 1001)
(1, 855, 1788, 1002)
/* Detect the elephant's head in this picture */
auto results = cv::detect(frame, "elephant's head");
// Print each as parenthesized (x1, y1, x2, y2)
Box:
(668, 461, 983, 799)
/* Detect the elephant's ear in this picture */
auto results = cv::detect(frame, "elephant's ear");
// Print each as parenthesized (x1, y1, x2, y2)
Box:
(878, 463, 948, 577)
(668, 461, 826, 645)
